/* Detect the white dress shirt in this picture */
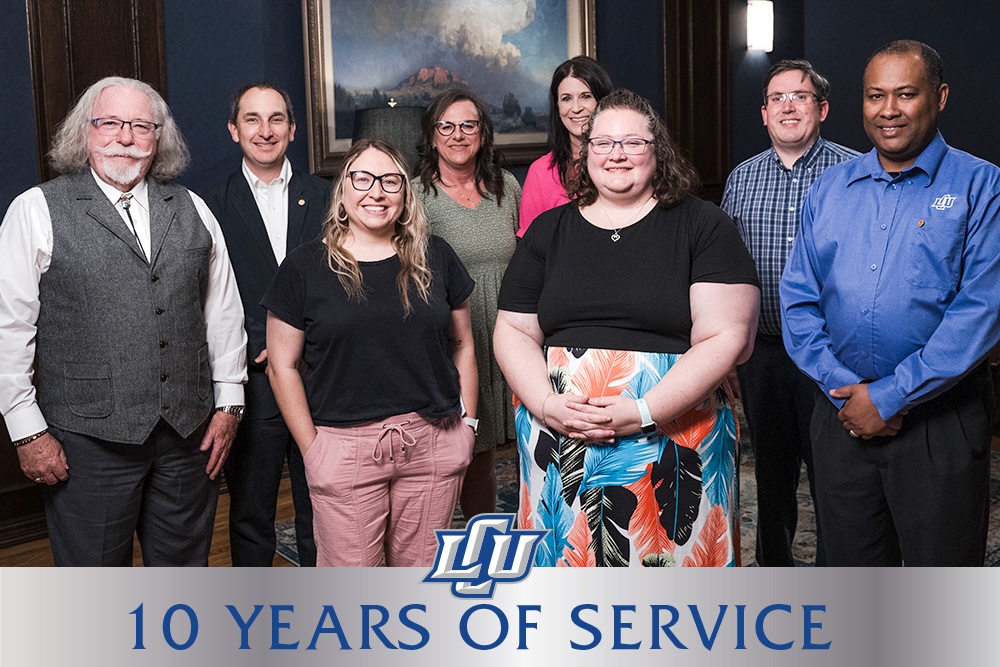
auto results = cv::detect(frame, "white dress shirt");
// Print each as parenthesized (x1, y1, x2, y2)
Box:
(242, 157, 292, 263)
(0, 170, 248, 441)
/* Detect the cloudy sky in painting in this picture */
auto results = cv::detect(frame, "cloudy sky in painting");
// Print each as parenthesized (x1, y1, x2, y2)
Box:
(329, 0, 568, 110)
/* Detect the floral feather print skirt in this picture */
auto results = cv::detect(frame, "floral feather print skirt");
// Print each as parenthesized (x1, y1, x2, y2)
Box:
(515, 346, 740, 567)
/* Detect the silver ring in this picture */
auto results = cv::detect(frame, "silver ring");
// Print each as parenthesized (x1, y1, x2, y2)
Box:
(34, 477, 43, 483)
(849, 430, 858, 438)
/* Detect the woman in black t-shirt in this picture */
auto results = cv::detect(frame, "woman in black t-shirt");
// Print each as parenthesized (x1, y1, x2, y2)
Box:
(263, 139, 478, 567)
(495, 90, 760, 567)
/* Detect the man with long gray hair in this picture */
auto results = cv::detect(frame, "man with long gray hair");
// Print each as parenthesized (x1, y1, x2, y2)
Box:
(0, 76, 247, 566)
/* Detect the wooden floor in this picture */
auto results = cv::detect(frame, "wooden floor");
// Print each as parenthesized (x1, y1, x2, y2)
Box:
(4, 436, 1000, 567)
(0, 477, 299, 567)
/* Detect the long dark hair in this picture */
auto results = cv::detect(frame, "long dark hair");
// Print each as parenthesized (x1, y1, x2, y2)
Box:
(572, 89, 699, 208)
(414, 89, 508, 207)
(547, 56, 613, 190)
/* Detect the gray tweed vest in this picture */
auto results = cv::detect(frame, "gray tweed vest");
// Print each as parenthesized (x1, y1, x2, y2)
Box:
(36, 171, 214, 444)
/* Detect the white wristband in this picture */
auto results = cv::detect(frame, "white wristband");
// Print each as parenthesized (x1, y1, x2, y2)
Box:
(635, 397, 657, 434)
(463, 416, 479, 435)
(635, 397, 653, 424)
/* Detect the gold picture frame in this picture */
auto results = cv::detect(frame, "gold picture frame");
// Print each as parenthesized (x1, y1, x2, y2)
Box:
(303, 0, 596, 175)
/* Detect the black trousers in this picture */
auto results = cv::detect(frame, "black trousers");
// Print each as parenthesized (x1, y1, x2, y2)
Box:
(223, 415, 316, 566)
(738, 334, 826, 566)
(811, 364, 993, 566)
(43, 420, 218, 566)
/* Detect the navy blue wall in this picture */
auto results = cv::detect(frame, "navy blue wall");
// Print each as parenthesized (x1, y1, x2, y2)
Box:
(6, 2, 998, 212)
(729, 0, 806, 165)
(1, 5, 40, 214)
(1, 0, 663, 207)
(596, 0, 663, 111)
(801, 0, 999, 166)
(729, 0, 1000, 167)
(163, 0, 313, 193)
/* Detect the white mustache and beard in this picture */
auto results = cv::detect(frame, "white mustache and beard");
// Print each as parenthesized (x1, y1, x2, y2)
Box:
(94, 144, 153, 187)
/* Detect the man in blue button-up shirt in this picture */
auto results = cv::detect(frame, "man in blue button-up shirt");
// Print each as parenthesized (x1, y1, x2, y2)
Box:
(780, 40, 1000, 566)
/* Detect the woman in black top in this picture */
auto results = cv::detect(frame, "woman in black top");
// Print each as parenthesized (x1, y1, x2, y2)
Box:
(264, 139, 478, 567)
(494, 90, 760, 567)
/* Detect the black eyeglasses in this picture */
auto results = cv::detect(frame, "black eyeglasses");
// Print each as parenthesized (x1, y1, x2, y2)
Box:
(90, 118, 160, 136)
(434, 120, 481, 136)
(348, 170, 405, 194)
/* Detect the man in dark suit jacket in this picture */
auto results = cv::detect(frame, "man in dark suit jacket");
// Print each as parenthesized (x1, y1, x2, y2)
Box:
(204, 82, 330, 566)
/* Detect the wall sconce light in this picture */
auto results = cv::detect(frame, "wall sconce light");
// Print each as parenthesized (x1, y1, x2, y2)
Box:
(747, 0, 774, 52)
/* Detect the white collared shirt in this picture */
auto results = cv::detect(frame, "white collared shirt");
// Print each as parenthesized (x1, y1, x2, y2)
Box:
(241, 157, 292, 263)
(0, 171, 248, 441)
(94, 173, 152, 261)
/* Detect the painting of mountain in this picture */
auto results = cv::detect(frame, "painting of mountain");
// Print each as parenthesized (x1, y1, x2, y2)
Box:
(326, 0, 577, 140)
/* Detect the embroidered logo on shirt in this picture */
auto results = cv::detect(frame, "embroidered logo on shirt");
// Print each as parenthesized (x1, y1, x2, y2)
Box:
(930, 194, 957, 211)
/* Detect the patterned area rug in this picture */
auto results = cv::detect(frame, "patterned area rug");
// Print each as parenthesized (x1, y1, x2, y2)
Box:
(275, 442, 1000, 567)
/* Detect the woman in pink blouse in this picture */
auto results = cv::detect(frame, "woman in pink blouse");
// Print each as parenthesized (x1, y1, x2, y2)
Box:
(518, 56, 612, 237)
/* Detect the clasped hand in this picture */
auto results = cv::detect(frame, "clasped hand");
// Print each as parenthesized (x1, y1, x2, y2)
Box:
(542, 394, 641, 443)
(830, 383, 903, 439)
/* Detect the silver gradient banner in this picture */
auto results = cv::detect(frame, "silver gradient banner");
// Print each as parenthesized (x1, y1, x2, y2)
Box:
(0, 567, 994, 665)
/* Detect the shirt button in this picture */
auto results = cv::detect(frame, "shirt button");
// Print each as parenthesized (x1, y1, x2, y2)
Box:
(159, 341, 167, 348)
(151, 275, 159, 282)
(863, 352, 869, 358)
(786, 236, 794, 243)
(160, 374, 168, 382)
(792, 178, 799, 183)
(155, 308, 164, 315)
(863, 308, 869, 314)
(870, 264, 877, 270)
(788, 206, 795, 211)
(880, 224, 887, 230)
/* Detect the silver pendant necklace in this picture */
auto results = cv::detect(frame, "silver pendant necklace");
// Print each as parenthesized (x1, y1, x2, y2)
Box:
(603, 195, 653, 242)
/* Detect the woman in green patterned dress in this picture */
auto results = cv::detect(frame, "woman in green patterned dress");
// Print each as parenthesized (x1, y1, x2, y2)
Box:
(414, 89, 520, 519)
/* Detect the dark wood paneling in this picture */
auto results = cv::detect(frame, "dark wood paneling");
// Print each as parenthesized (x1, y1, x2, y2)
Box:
(26, 0, 166, 183)
(0, 423, 47, 549)
(663, 0, 729, 203)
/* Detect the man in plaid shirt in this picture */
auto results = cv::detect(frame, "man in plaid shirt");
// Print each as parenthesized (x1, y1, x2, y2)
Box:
(722, 60, 859, 567)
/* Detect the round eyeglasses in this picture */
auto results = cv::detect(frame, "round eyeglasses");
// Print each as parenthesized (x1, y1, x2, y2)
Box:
(349, 170, 405, 194)
(434, 120, 481, 136)
(90, 118, 160, 136)
(588, 137, 653, 155)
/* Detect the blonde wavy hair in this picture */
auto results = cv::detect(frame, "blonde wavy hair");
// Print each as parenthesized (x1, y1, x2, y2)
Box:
(323, 139, 431, 315)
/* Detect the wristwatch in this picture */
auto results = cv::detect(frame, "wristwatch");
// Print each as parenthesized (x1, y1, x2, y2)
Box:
(635, 398, 657, 435)
(216, 405, 245, 425)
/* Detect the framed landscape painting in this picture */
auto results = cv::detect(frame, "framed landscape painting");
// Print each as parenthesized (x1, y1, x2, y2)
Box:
(303, 0, 596, 175)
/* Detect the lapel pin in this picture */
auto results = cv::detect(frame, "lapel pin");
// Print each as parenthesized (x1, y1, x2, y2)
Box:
(298, 199, 306, 206)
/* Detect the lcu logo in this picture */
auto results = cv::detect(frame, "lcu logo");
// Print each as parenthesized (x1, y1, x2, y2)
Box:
(931, 194, 956, 210)
(424, 514, 547, 598)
